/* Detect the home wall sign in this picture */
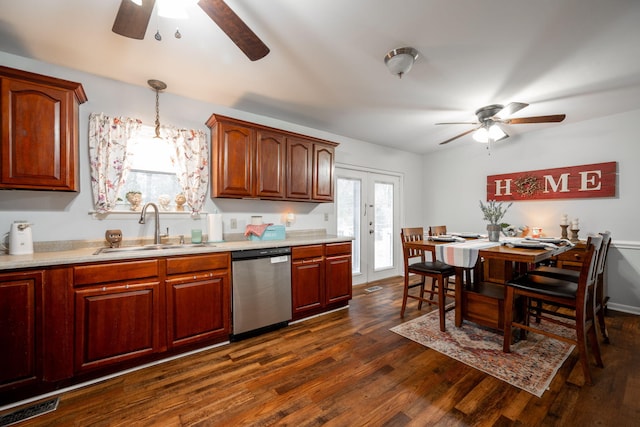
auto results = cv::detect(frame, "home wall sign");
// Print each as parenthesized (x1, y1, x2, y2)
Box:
(487, 161, 617, 201)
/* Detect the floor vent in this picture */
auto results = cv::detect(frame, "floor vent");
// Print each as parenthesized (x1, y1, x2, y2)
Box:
(364, 285, 383, 293)
(0, 397, 59, 426)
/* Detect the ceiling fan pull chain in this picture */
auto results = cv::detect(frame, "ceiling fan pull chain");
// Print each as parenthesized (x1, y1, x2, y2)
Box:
(154, 4, 162, 41)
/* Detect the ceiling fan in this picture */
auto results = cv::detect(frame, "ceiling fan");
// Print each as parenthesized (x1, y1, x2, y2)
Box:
(112, 0, 270, 61)
(436, 102, 566, 145)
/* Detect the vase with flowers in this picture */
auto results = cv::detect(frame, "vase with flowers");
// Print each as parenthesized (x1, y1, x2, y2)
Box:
(479, 199, 512, 242)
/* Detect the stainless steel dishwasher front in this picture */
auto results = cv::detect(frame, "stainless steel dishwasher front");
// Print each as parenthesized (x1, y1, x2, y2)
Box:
(231, 247, 292, 339)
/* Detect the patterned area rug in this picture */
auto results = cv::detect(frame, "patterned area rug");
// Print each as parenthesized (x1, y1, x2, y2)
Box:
(390, 309, 574, 397)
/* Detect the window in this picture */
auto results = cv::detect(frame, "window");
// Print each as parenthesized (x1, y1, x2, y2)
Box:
(118, 125, 187, 212)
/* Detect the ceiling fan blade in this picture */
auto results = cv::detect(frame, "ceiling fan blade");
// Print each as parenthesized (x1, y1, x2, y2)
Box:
(112, 0, 156, 40)
(435, 121, 479, 125)
(439, 127, 479, 145)
(496, 102, 529, 118)
(505, 114, 566, 124)
(198, 0, 270, 61)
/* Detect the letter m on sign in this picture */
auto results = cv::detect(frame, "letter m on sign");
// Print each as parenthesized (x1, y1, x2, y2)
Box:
(486, 162, 617, 201)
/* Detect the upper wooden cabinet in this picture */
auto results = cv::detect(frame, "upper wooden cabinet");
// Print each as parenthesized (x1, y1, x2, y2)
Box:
(0, 66, 87, 191)
(206, 114, 337, 202)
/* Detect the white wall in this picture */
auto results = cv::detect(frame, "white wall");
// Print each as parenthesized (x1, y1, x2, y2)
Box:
(421, 110, 640, 313)
(0, 51, 422, 246)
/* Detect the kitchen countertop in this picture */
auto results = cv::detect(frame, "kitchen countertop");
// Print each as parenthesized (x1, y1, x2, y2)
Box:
(0, 233, 353, 271)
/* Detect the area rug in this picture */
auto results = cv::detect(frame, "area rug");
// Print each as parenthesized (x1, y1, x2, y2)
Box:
(390, 309, 574, 397)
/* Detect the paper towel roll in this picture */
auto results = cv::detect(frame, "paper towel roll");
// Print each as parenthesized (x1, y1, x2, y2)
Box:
(208, 213, 223, 242)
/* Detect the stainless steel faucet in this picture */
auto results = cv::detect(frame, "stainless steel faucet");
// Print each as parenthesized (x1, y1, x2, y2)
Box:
(139, 202, 162, 245)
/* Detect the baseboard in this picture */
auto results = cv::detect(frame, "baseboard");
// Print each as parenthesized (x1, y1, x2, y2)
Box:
(607, 302, 640, 315)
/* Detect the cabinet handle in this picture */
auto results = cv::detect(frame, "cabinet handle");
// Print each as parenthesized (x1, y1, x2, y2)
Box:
(102, 286, 106, 291)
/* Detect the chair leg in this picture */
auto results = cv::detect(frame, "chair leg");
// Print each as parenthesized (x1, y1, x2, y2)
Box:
(596, 307, 610, 344)
(417, 277, 426, 310)
(503, 286, 514, 353)
(438, 277, 447, 332)
(575, 311, 594, 385)
(401, 274, 410, 317)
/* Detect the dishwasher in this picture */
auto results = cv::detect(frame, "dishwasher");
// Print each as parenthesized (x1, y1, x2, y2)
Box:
(231, 246, 292, 340)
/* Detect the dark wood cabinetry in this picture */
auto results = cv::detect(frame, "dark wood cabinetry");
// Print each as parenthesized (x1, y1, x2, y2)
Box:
(0, 270, 43, 392)
(324, 242, 353, 304)
(291, 242, 352, 320)
(292, 244, 325, 317)
(165, 253, 231, 348)
(73, 260, 162, 373)
(256, 129, 286, 198)
(0, 66, 87, 191)
(206, 114, 337, 202)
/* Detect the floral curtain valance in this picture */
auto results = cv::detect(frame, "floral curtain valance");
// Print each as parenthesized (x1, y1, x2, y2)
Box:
(89, 113, 209, 214)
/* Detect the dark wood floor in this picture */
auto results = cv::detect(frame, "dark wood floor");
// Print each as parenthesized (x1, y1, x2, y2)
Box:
(4, 276, 640, 426)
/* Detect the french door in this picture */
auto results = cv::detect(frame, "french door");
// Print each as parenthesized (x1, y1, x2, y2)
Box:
(336, 168, 401, 285)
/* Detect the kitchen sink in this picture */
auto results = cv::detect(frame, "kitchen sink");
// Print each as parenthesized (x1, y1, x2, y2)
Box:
(93, 243, 209, 255)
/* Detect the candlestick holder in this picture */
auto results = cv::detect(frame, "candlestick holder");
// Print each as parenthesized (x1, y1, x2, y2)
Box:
(570, 228, 580, 243)
(560, 224, 569, 240)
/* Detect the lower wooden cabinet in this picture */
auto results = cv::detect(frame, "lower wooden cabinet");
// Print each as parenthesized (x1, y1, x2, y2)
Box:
(74, 281, 162, 372)
(73, 259, 162, 373)
(0, 270, 43, 392)
(165, 253, 231, 348)
(291, 242, 352, 320)
(292, 244, 325, 318)
(325, 242, 353, 304)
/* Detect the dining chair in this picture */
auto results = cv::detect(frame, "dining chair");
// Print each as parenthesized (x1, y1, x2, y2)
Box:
(528, 231, 612, 343)
(428, 225, 447, 236)
(400, 227, 456, 331)
(503, 235, 604, 385)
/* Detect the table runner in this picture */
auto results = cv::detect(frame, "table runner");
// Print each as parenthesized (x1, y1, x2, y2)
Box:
(434, 239, 501, 268)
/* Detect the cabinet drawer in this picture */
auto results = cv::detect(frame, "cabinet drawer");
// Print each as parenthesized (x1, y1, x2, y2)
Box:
(166, 253, 230, 275)
(74, 260, 159, 286)
(292, 244, 324, 260)
(325, 242, 351, 257)
(555, 248, 587, 264)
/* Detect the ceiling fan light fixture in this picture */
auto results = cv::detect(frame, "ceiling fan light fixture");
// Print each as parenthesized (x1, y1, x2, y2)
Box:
(158, 0, 189, 19)
(473, 124, 506, 143)
(384, 47, 419, 78)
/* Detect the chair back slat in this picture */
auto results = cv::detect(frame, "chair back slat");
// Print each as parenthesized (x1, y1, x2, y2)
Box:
(428, 225, 447, 236)
(401, 227, 427, 260)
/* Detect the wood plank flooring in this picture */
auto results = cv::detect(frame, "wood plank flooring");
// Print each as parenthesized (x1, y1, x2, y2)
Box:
(3, 276, 640, 426)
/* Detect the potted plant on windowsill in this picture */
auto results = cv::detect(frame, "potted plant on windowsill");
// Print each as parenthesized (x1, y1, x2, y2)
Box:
(479, 199, 512, 242)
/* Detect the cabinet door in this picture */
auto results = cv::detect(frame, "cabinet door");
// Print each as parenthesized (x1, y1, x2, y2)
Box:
(0, 271, 42, 391)
(212, 121, 254, 197)
(286, 137, 312, 200)
(291, 259, 324, 318)
(1, 78, 77, 190)
(166, 272, 230, 348)
(325, 254, 352, 305)
(312, 144, 335, 201)
(255, 129, 286, 199)
(74, 281, 161, 372)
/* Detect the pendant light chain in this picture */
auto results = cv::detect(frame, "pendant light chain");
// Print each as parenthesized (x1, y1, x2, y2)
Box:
(147, 79, 167, 139)
(154, 88, 161, 138)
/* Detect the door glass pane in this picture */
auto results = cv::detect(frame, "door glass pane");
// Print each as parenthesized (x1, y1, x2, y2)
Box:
(337, 178, 361, 274)
(374, 181, 394, 270)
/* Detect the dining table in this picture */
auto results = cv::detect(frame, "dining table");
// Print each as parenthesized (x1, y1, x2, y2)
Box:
(404, 234, 575, 331)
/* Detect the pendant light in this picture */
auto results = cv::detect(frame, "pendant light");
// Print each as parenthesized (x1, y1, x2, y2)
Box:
(147, 79, 167, 138)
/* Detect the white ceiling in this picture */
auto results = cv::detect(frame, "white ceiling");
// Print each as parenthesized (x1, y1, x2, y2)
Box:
(2, 0, 640, 154)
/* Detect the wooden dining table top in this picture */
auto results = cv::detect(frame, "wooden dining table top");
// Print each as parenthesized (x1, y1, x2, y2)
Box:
(404, 237, 573, 264)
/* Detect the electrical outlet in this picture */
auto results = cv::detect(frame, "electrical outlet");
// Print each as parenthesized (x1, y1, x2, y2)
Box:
(230, 218, 237, 229)
(324, 213, 329, 221)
